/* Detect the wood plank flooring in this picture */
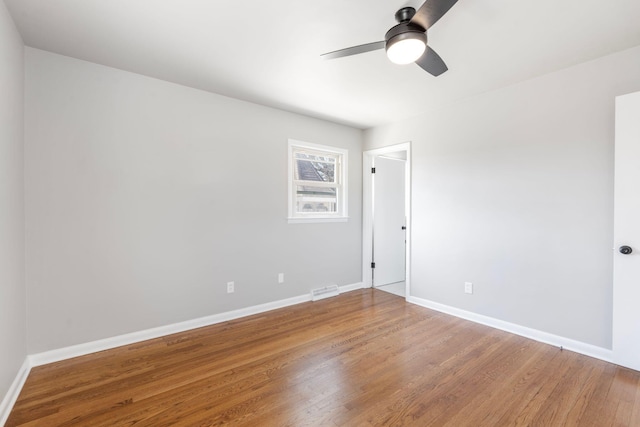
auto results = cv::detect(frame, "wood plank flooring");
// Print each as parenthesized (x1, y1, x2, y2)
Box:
(7, 289, 640, 426)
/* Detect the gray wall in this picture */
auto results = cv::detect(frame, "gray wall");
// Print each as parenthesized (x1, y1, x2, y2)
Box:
(0, 0, 25, 401)
(364, 46, 640, 349)
(25, 48, 362, 354)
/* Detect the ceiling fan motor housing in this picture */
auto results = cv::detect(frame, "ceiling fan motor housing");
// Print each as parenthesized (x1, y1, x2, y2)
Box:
(385, 7, 427, 51)
(385, 23, 427, 48)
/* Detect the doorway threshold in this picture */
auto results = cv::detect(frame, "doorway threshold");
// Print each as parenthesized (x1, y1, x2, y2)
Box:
(376, 281, 405, 298)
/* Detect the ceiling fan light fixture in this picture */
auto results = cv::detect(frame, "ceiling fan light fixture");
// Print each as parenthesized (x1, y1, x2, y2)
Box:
(321, 0, 458, 76)
(386, 32, 427, 65)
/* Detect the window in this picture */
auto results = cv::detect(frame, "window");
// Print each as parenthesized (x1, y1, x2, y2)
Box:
(288, 139, 348, 223)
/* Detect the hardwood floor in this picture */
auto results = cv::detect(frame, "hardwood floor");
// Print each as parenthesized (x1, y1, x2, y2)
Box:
(7, 289, 640, 426)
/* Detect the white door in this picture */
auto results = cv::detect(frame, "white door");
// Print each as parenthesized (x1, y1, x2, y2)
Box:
(613, 91, 640, 371)
(373, 156, 406, 286)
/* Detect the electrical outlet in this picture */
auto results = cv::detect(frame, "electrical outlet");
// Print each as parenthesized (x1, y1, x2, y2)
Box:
(278, 273, 284, 284)
(464, 282, 473, 294)
(227, 281, 235, 293)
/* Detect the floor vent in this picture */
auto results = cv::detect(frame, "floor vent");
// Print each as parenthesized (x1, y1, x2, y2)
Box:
(311, 284, 340, 301)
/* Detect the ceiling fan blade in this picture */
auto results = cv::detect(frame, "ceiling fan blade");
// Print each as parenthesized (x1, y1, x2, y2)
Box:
(415, 46, 448, 76)
(321, 41, 385, 60)
(410, 0, 459, 31)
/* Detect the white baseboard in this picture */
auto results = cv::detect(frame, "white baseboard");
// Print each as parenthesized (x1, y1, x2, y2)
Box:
(29, 282, 365, 368)
(407, 296, 613, 363)
(0, 359, 31, 426)
(339, 282, 365, 293)
(29, 294, 308, 367)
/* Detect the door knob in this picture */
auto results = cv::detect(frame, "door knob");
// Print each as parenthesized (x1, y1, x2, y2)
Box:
(619, 245, 633, 255)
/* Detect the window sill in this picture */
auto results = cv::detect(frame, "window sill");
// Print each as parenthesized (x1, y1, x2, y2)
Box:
(287, 217, 349, 224)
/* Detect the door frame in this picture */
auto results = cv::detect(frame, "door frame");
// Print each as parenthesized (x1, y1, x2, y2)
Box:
(362, 142, 412, 298)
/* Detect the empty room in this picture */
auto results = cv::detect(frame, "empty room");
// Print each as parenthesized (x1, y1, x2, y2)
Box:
(1, 0, 640, 425)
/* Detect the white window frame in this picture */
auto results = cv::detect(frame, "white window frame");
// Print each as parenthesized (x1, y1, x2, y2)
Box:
(288, 139, 348, 223)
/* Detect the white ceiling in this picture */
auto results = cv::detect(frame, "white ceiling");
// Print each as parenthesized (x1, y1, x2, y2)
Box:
(5, 0, 640, 129)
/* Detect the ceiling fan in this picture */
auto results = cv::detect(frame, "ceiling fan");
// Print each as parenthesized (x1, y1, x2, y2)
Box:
(321, 0, 460, 76)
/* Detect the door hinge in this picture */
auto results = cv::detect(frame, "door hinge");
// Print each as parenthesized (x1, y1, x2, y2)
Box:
(371, 167, 376, 173)
(371, 262, 376, 268)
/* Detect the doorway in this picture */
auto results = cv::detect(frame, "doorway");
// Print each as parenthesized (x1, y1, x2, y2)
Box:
(363, 143, 411, 298)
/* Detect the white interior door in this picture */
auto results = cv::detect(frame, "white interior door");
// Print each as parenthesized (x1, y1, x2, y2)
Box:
(373, 156, 406, 287)
(613, 91, 640, 371)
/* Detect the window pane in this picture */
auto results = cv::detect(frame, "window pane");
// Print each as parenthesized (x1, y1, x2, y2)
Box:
(288, 140, 348, 221)
(296, 185, 337, 213)
(294, 152, 336, 183)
